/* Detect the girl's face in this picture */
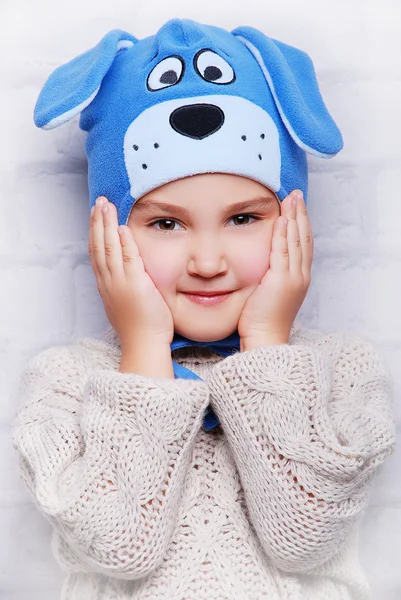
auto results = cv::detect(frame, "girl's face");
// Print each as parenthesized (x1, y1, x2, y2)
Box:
(128, 173, 280, 342)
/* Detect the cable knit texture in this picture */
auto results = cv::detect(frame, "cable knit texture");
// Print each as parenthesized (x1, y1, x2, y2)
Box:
(12, 322, 396, 600)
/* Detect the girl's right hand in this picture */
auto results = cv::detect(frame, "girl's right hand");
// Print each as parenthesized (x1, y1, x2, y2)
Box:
(88, 196, 175, 351)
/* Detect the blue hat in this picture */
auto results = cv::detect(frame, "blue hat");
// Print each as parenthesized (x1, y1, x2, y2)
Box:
(34, 18, 343, 431)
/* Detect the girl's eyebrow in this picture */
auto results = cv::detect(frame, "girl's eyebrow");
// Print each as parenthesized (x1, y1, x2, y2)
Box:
(133, 196, 278, 218)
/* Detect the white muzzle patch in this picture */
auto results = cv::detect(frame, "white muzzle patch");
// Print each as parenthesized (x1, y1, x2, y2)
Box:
(123, 94, 281, 202)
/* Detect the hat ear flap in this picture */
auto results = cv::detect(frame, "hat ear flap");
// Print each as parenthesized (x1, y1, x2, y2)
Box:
(231, 25, 343, 158)
(34, 29, 137, 130)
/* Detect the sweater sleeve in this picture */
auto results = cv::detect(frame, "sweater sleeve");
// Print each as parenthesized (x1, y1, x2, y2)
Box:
(207, 333, 396, 574)
(12, 343, 210, 580)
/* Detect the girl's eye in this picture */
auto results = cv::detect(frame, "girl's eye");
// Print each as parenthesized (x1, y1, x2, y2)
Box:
(230, 214, 259, 226)
(149, 219, 183, 232)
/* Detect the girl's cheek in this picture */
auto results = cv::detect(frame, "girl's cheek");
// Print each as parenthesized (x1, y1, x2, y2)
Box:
(141, 248, 183, 289)
(232, 240, 271, 285)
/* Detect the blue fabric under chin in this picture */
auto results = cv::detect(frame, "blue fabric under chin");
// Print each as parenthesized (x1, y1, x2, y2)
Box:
(170, 330, 241, 431)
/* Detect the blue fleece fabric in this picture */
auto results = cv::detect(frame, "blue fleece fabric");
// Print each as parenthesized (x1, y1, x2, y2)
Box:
(33, 18, 343, 431)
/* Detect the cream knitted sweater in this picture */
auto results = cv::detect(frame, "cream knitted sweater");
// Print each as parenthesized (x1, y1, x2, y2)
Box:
(12, 322, 396, 600)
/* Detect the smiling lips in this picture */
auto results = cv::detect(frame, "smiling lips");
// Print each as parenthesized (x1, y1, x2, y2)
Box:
(181, 290, 234, 305)
(182, 290, 233, 296)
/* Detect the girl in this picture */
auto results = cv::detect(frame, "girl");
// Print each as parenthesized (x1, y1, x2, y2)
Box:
(13, 18, 396, 600)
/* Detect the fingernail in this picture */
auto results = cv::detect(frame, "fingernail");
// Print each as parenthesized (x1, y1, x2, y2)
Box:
(292, 197, 297, 207)
(96, 197, 104, 208)
(90, 206, 95, 215)
(102, 203, 108, 213)
(297, 190, 303, 200)
(283, 217, 288, 226)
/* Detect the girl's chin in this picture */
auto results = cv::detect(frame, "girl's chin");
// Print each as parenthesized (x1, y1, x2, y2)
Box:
(173, 322, 239, 342)
(171, 291, 247, 341)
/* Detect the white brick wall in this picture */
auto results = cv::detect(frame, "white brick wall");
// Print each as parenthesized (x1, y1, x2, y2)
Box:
(2, 1, 400, 598)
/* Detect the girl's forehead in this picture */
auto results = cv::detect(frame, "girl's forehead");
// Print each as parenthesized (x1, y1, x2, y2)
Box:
(141, 173, 277, 201)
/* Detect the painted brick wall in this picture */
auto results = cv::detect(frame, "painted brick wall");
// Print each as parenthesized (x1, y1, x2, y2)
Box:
(2, 1, 400, 598)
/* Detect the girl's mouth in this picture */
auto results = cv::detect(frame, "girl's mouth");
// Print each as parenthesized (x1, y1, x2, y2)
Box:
(181, 292, 232, 306)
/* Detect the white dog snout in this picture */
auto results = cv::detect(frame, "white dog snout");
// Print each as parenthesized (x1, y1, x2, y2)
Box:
(123, 94, 281, 202)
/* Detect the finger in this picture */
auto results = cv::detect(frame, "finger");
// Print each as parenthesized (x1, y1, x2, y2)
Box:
(89, 197, 108, 280)
(88, 204, 100, 280)
(296, 193, 314, 279)
(118, 225, 146, 281)
(287, 206, 303, 277)
(280, 190, 298, 220)
(269, 215, 289, 272)
(102, 199, 126, 279)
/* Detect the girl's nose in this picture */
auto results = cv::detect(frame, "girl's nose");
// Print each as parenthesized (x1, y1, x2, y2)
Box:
(187, 244, 228, 277)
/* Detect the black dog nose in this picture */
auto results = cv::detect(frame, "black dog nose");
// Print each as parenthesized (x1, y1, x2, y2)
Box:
(169, 103, 224, 139)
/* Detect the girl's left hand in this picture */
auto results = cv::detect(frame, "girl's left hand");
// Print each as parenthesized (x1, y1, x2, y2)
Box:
(237, 190, 313, 351)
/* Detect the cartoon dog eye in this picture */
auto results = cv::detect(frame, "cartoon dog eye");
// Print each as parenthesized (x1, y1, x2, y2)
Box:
(147, 55, 185, 91)
(194, 49, 235, 84)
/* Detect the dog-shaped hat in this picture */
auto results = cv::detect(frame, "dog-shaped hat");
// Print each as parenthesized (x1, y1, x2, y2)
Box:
(34, 18, 343, 430)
